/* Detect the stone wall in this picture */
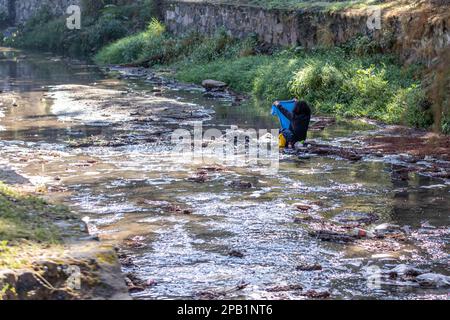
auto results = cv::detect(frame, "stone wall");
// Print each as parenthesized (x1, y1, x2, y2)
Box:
(163, 1, 450, 65)
(0, 0, 81, 25)
(164, 1, 300, 46)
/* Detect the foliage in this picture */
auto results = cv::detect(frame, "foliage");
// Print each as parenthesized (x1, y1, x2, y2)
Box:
(0, 9, 9, 28)
(2, 0, 156, 57)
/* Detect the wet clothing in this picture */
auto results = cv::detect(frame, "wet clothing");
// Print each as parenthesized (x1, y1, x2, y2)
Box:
(276, 104, 311, 143)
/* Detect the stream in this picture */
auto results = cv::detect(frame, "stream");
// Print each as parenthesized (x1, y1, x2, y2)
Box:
(0, 48, 449, 300)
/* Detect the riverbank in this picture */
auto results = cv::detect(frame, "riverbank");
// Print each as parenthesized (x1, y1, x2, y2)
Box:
(0, 178, 130, 300)
(0, 85, 129, 300)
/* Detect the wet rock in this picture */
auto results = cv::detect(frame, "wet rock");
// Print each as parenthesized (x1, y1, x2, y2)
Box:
(429, 171, 450, 179)
(49, 289, 75, 300)
(420, 221, 436, 229)
(386, 264, 425, 279)
(187, 170, 209, 183)
(199, 165, 224, 172)
(196, 281, 248, 299)
(306, 143, 362, 161)
(391, 165, 411, 181)
(227, 180, 253, 189)
(201, 79, 227, 91)
(266, 284, 302, 292)
(228, 250, 244, 258)
(415, 273, 450, 288)
(373, 223, 405, 239)
(187, 175, 208, 183)
(293, 214, 323, 223)
(168, 204, 193, 215)
(197, 291, 224, 299)
(137, 199, 169, 207)
(333, 211, 379, 226)
(15, 272, 53, 299)
(124, 272, 155, 293)
(347, 154, 363, 161)
(119, 256, 135, 267)
(294, 203, 312, 211)
(296, 263, 322, 271)
(309, 117, 336, 131)
(302, 290, 330, 299)
(309, 230, 355, 243)
(123, 236, 147, 249)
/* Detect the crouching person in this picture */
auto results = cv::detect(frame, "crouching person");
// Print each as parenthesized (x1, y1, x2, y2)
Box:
(274, 99, 311, 149)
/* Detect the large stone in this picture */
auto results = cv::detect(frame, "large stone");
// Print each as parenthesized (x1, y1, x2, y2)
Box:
(201, 79, 227, 91)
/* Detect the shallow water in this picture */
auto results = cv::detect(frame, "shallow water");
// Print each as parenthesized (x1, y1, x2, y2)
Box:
(0, 48, 449, 300)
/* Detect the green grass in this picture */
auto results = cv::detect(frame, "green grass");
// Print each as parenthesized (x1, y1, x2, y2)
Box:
(0, 182, 72, 244)
(0, 181, 78, 274)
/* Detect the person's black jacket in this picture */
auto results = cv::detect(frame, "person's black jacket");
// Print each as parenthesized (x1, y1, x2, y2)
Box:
(277, 104, 311, 142)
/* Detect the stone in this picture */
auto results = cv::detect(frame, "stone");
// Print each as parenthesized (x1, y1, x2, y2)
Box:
(386, 264, 425, 278)
(415, 273, 450, 288)
(302, 290, 330, 299)
(296, 263, 322, 271)
(201, 79, 227, 91)
(266, 284, 302, 292)
(309, 230, 355, 243)
(294, 203, 312, 211)
(333, 211, 379, 226)
(228, 250, 244, 258)
(373, 223, 404, 238)
(227, 180, 253, 189)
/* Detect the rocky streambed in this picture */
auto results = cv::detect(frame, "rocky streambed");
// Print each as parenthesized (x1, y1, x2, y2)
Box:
(0, 48, 449, 300)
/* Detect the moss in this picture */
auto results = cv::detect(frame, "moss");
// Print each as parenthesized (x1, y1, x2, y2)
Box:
(95, 251, 118, 265)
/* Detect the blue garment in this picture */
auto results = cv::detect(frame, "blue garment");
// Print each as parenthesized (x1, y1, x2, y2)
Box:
(271, 100, 296, 130)
(280, 128, 294, 143)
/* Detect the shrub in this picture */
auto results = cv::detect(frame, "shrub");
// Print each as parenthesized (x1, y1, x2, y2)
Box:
(442, 115, 450, 134)
(6, 0, 157, 57)
(95, 18, 165, 64)
(0, 9, 9, 28)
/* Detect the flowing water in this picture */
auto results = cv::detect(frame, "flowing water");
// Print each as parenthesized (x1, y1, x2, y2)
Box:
(0, 48, 449, 300)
